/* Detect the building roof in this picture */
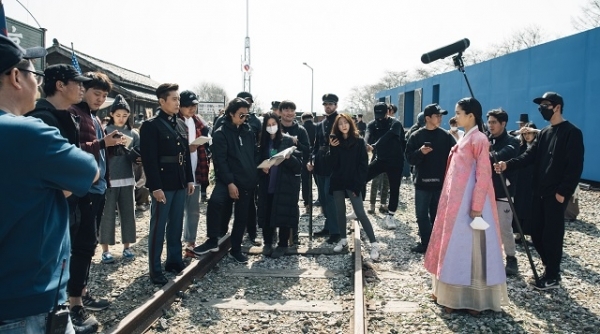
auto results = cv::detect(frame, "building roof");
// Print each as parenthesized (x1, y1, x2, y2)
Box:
(47, 39, 160, 101)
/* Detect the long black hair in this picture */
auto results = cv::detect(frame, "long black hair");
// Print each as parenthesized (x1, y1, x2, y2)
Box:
(259, 112, 283, 157)
(457, 97, 485, 132)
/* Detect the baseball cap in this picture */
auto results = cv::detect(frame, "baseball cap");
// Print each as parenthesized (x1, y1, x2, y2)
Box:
(423, 104, 448, 117)
(237, 91, 254, 103)
(180, 90, 199, 107)
(373, 102, 388, 115)
(0, 34, 47, 73)
(44, 64, 92, 83)
(271, 101, 280, 110)
(533, 92, 563, 107)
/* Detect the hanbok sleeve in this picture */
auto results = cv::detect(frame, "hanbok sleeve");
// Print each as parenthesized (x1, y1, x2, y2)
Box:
(471, 134, 492, 212)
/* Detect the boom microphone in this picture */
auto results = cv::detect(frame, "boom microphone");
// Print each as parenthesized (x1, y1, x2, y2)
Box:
(421, 38, 470, 64)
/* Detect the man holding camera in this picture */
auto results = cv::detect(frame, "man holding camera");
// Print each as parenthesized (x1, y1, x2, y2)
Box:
(406, 104, 454, 253)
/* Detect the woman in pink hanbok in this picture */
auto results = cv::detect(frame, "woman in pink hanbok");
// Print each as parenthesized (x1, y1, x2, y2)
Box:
(424, 97, 508, 314)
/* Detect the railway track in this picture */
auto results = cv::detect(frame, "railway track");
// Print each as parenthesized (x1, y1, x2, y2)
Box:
(105, 220, 368, 334)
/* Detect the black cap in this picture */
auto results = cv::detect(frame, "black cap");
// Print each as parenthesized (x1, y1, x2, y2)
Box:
(517, 113, 529, 124)
(357, 113, 363, 117)
(237, 91, 254, 103)
(44, 64, 91, 84)
(374, 102, 388, 115)
(271, 101, 280, 110)
(322, 93, 339, 104)
(423, 103, 448, 117)
(533, 92, 563, 107)
(110, 94, 130, 113)
(180, 90, 199, 107)
(0, 34, 47, 73)
(352, 114, 357, 119)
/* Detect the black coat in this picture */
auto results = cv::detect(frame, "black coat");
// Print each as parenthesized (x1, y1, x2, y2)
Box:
(211, 119, 259, 190)
(302, 120, 316, 149)
(140, 109, 194, 192)
(513, 142, 535, 234)
(327, 136, 368, 195)
(257, 136, 302, 228)
(27, 99, 80, 147)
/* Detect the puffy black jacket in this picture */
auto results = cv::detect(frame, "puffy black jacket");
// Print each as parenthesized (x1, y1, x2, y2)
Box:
(211, 120, 258, 190)
(327, 136, 368, 195)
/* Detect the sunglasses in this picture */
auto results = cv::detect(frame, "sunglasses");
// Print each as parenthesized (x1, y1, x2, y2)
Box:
(238, 113, 250, 119)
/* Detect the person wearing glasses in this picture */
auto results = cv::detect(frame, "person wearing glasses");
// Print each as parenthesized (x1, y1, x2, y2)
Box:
(494, 92, 584, 290)
(140, 83, 194, 285)
(194, 98, 259, 264)
(0, 34, 99, 334)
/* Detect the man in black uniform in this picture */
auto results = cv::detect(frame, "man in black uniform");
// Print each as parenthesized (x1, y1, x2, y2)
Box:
(405, 104, 454, 253)
(366, 102, 406, 229)
(271, 101, 281, 117)
(307, 94, 340, 243)
(495, 92, 584, 290)
(193, 98, 258, 263)
(356, 113, 367, 137)
(140, 83, 194, 285)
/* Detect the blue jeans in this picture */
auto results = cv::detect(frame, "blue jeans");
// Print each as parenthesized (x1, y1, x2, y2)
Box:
(315, 175, 339, 235)
(0, 313, 75, 334)
(148, 189, 186, 275)
(415, 189, 441, 246)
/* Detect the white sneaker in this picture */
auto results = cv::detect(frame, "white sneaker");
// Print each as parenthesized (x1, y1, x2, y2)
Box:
(346, 211, 357, 220)
(384, 215, 396, 230)
(370, 242, 380, 261)
(333, 239, 348, 252)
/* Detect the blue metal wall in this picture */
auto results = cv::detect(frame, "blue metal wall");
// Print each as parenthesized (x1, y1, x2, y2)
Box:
(376, 27, 600, 182)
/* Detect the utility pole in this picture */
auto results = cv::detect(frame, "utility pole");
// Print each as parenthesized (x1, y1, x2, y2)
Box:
(242, 0, 251, 93)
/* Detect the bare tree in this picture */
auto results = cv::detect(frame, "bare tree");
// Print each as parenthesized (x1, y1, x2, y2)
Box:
(192, 82, 229, 102)
(379, 70, 411, 89)
(572, 0, 600, 31)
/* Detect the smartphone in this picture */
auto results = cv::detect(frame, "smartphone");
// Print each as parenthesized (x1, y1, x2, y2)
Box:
(112, 133, 123, 139)
(329, 134, 337, 140)
(424, 142, 432, 148)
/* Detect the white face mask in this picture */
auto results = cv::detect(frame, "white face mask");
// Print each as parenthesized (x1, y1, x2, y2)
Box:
(266, 125, 278, 135)
(450, 126, 458, 132)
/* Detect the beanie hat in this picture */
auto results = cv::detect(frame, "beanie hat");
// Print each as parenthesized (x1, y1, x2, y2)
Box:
(110, 94, 130, 113)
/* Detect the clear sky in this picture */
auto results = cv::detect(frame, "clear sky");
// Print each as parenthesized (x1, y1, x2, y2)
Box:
(3, 0, 589, 113)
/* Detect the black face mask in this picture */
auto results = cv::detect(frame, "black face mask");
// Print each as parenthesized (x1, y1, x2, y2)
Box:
(538, 105, 555, 121)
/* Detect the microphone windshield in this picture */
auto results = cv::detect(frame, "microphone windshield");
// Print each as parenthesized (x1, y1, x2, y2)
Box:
(421, 38, 470, 64)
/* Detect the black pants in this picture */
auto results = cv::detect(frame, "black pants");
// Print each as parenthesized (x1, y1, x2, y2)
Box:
(301, 165, 315, 206)
(207, 182, 253, 253)
(68, 192, 103, 297)
(366, 160, 403, 212)
(531, 194, 568, 279)
(261, 194, 292, 247)
(246, 186, 258, 239)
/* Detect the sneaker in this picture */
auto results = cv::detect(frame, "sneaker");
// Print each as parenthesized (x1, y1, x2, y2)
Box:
(379, 205, 389, 214)
(184, 245, 195, 258)
(346, 211, 357, 220)
(313, 200, 321, 207)
(327, 234, 341, 244)
(263, 244, 273, 256)
(193, 239, 219, 256)
(201, 194, 208, 202)
(384, 215, 396, 230)
(333, 239, 348, 252)
(370, 242, 380, 260)
(313, 229, 330, 237)
(533, 277, 560, 290)
(70, 305, 99, 333)
(229, 251, 248, 264)
(136, 204, 149, 212)
(82, 293, 110, 311)
(122, 248, 135, 260)
(367, 204, 376, 214)
(410, 243, 428, 254)
(271, 246, 286, 259)
(249, 237, 262, 247)
(101, 251, 115, 264)
(505, 256, 519, 276)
